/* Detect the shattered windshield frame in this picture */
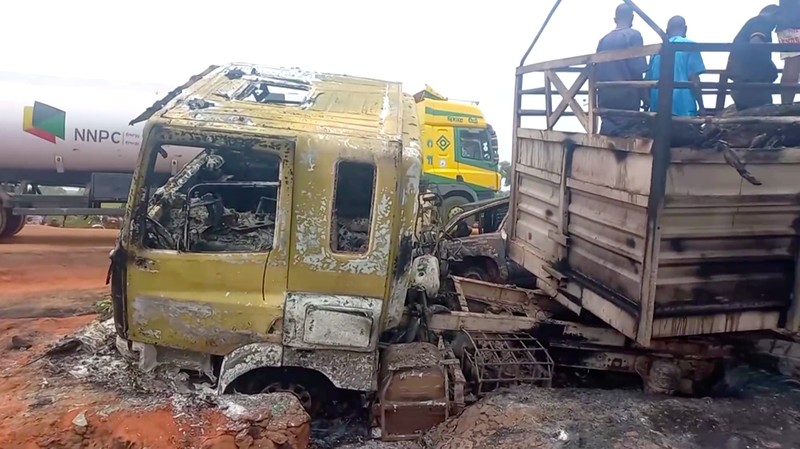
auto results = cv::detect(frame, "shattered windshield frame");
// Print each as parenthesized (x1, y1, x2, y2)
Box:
(137, 140, 282, 254)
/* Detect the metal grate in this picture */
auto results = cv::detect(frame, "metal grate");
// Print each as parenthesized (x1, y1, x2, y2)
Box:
(461, 331, 554, 395)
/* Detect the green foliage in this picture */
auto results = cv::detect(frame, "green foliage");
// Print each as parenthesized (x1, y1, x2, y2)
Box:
(499, 160, 512, 187)
(94, 295, 113, 319)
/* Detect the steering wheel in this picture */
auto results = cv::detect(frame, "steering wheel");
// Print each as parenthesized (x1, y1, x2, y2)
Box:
(146, 216, 177, 249)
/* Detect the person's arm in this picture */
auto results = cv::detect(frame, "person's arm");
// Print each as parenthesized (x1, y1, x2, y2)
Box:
(688, 51, 707, 115)
(750, 18, 780, 81)
(626, 31, 649, 109)
(626, 31, 648, 75)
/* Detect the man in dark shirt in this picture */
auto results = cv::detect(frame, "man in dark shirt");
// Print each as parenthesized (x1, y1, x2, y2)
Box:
(596, 4, 648, 136)
(728, 5, 780, 110)
(777, 0, 800, 104)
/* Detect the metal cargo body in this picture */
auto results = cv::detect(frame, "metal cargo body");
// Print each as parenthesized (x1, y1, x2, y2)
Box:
(508, 130, 800, 346)
(507, 36, 800, 347)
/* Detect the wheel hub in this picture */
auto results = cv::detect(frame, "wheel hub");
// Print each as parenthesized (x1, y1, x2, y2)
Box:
(448, 206, 464, 220)
(260, 382, 314, 411)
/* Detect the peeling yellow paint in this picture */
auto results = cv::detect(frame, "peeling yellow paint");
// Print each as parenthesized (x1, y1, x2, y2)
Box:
(120, 63, 421, 374)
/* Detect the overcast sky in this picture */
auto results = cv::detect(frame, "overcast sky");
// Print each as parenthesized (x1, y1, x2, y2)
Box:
(2, 0, 778, 161)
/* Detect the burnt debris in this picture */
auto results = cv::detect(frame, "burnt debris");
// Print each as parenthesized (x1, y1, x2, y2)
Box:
(609, 103, 800, 149)
(605, 103, 800, 185)
(185, 98, 216, 110)
(331, 161, 376, 253)
(144, 147, 280, 253)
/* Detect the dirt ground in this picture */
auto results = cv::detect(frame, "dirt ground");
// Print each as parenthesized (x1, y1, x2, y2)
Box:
(3, 226, 800, 449)
(0, 226, 218, 449)
(0, 225, 117, 317)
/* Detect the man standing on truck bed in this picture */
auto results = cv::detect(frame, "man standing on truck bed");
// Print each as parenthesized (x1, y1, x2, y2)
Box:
(595, 3, 648, 136)
(728, 5, 780, 111)
(778, 0, 800, 104)
(647, 16, 706, 116)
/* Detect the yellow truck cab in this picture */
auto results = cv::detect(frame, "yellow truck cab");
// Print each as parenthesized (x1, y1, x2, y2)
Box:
(413, 86, 501, 220)
(109, 63, 425, 408)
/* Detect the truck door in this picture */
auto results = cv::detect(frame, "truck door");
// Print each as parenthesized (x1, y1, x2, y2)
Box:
(423, 127, 458, 183)
(122, 142, 293, 356)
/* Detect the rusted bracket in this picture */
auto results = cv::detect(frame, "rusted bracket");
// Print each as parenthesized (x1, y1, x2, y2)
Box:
(547, 229, 569, 247)
(542, 265, 567, 283)
(441, 351, 465, 414)
(453, 277, 471, 312)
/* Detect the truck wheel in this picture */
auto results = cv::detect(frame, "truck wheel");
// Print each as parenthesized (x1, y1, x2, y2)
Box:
(440, 196, 470, 222)
(0, 209, 25, 240)
(0, 208, 7, 238)
(460, 266, 491, 282)
(8, 214, 25, 236)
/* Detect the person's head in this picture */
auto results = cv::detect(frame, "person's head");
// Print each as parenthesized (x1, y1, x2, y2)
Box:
(666, 16, 687, 38)
(761, 4, 780, 16)
(760, 5, 780, 20)
(614, 3, 635, 28)
(759, 5, 780, 28)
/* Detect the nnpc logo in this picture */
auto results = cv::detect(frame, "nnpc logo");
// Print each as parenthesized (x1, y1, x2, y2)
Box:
(23, 101, 66, 143)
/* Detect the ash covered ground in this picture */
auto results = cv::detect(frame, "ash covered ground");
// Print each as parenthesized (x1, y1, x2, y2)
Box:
(341, 385, 800, 449)
(40, 319, 800, 449)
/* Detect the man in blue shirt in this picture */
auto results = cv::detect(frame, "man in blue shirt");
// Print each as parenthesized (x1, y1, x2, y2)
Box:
(647, 16, 707, 116)
(596, 4, 648, 135)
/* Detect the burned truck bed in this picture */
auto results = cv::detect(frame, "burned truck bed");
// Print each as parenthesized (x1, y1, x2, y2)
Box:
(508, 128, 800, 346)
(508, 42, 800, 347)
(604, 103, 800, 150)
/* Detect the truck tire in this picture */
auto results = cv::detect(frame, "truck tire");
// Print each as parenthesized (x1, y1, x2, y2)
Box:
(460, 265, 491, 282)
(440, 196, 471, 222)
(0, 209, 24, 239)
(8, 214, 25, 236)
(0, 208, 7, 238)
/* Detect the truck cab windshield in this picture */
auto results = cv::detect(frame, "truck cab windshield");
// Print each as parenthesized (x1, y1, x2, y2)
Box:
(460, 128, 498, 162)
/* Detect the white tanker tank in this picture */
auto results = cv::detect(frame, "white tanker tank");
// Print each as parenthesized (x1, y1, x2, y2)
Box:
(0, 71, 201, 239)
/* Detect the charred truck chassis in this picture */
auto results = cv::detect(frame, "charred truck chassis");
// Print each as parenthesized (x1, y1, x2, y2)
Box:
(111, 24, 800, 440)
(108, 63, 724, 444)
(430, 277, 730, 396)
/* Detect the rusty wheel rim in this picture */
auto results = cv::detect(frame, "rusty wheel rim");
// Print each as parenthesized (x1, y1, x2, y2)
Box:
(261, 382, 314, 411)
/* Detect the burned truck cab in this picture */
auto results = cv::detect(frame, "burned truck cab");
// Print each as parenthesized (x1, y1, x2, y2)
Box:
(110, 63, 422, 398)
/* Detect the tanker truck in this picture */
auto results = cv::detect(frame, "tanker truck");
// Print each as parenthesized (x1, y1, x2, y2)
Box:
(0, 72, 503, 241)
(0, 71, 201, 239)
